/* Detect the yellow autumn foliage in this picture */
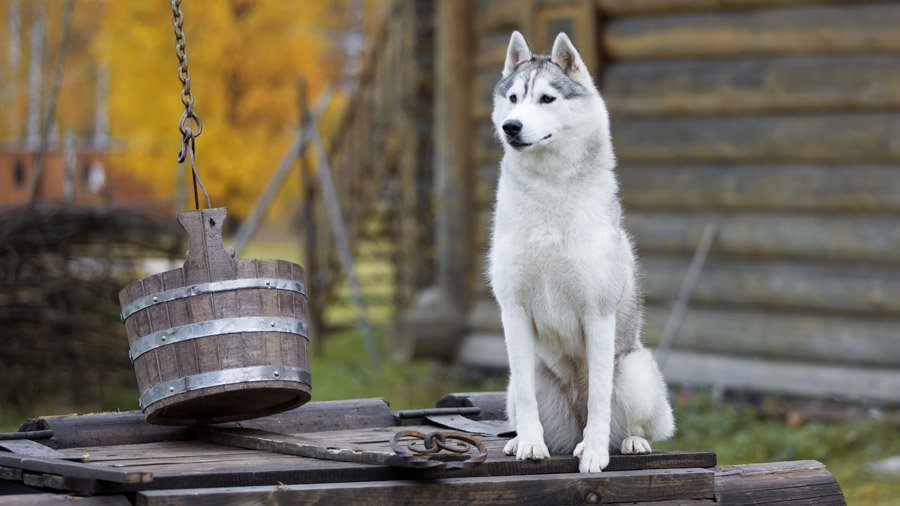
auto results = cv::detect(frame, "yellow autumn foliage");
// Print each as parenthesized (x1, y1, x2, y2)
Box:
(100, 0, 373, 219)
(1, 0, 384, 221)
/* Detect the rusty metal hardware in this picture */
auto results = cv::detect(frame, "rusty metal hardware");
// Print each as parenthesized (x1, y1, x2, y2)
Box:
(390, 430, 488, 470)
(170, 0, 211, 209)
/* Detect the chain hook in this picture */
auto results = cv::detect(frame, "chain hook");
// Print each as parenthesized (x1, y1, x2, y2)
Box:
(170, 0, 210, 209)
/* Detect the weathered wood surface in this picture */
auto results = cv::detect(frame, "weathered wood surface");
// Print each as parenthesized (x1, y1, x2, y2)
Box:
(715, 460, 846, 505)
(641, 256, 900, 316)
(136, 468, 715, 506)
(604, 4, 900, 60)
(597, 0, 842, 16)
(618, 164, 900, 213)
(614, 113, 900, 163)
(642, 305, 900, 367)
(663, 350, 900, 404)
(0, 495, 131, 505)
(605, 55, 900, 117)
(15, 398, 394, 450)
(628, 212, 900, 263)
(0, 431, 715, 494)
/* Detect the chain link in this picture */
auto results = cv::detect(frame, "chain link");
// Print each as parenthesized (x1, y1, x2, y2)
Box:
(170, 0, 210, 209)
(171, 0, 202, 160)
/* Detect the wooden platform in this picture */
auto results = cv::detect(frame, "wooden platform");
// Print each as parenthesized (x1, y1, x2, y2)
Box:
(0, 392, 845, 505)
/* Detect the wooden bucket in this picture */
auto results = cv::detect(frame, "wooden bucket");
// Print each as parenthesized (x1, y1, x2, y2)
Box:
(119, 208, 311, 425)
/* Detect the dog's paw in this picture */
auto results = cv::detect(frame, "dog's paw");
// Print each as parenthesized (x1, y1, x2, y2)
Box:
(574, 440, 610, 473)
(503, 437, 518, 456)
(620, 436, 652, 455)
(513, 435, 550, 460)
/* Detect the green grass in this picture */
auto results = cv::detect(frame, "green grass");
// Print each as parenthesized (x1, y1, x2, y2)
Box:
(657, 394, 900, 505)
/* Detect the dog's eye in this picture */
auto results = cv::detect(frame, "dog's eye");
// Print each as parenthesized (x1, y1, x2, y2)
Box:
(509, 94, 517, 103)
(540, 95, 556, 104)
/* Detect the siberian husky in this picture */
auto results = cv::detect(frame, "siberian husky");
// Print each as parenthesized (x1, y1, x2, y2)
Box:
(488, 31, 675, 473)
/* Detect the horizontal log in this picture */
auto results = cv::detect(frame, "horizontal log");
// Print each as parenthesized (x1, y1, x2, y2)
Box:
(643, 305, 900, 366)
(137, 468, 715, 506)
(661, 350, 900, 403)
(614, 113, 900, 163)
(715, 461, 844, 505)
(618, 164, 900, 213)
(643, 256, 900, 315)
(604, 55, 900, 117)
(605, 4, 900, 60)
(597, 0, 838, 16)
(459, 298, 900, 367)
(628, 211, 900, 263)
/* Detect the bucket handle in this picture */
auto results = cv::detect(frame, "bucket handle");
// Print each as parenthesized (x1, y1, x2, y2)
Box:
(177, 208, 236, 281)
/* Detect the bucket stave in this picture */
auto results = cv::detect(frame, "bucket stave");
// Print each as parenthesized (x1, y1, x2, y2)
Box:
(119, 208, 311, 425)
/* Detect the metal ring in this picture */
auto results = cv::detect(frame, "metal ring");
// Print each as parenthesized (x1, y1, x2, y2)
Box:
(129, 316, 308, 362)
(140, 365, 311, 409)
(390, 430, 488, 470)
(121, 277, 306, 321)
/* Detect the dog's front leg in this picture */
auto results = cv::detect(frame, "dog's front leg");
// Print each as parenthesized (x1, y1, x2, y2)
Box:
(501, 304, 550, 460)
(574, 314, 616, 473)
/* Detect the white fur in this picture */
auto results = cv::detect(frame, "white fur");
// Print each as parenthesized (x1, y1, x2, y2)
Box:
(489, 32, 675, 473)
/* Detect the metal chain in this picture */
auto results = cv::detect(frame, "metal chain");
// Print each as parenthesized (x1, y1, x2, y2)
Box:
(170, 0, 211, 209)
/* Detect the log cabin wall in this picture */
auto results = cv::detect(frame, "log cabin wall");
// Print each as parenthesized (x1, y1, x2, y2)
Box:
(456, 0, 900, 403)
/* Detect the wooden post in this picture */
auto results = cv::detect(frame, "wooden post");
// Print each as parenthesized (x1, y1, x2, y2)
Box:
(434, 0, 473, 303)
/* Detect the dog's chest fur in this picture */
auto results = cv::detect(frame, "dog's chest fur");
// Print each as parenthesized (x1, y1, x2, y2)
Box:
(489, 160, 631, 361)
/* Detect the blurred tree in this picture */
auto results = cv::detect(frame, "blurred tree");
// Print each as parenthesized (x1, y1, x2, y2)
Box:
(99, 0, 365, 219)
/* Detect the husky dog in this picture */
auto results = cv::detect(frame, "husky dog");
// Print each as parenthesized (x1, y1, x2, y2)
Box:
(488, 31, 675, 473)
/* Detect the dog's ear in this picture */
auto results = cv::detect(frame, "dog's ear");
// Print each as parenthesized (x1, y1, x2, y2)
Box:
(503, 31, 532, 78)
(551, 33, 592, 85)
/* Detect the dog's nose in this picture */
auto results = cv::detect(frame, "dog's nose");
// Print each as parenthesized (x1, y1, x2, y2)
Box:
(502, 120, 523, 136)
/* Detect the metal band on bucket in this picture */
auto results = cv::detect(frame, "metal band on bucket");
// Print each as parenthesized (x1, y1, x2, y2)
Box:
(128, 316, 309, 362)
(138, 365, 311, 410)
(120, 278, 306, 321)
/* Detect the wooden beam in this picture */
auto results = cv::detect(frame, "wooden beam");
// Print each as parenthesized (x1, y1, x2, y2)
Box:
(619, 164, 900, 213)
(628, 212, 900, 263)
(434, 0, 474, 304)
(604, 55, 900, 118)
(614, 113, 900, 163)
(662, 350, 900, 403)
(643, 305, 900, 367)
(714, 460, 846, 505)
(137, 468, 715, 505)
(642, 256, 900, 316)
(604, 3, 900, 60)
(599, 0, 850, 16)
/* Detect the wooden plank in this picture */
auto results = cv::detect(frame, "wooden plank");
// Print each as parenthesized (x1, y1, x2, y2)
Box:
(604, 4, 900, 60)
(0, 453, 152, 486)
(643, 305, 900, 367)
(614, 113, 900, 163)
(642, 256, 900, 316)
(137, 468, 715, 506)
(195, 427, 407, 467)
(605, 55, 900, 118)
(619, 164, 900, 213)
(715, 460, 846, 505)
(0, 440, 74, 460)
(662, 350, 900, 403)
(15, 398, 394, 450)
(597, 0, 839, 16)
(628, 212, 900, 263)
(0, 495, 131, 505)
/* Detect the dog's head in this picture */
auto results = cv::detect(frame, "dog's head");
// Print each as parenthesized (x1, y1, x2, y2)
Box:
(492, 32, 604, 155)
